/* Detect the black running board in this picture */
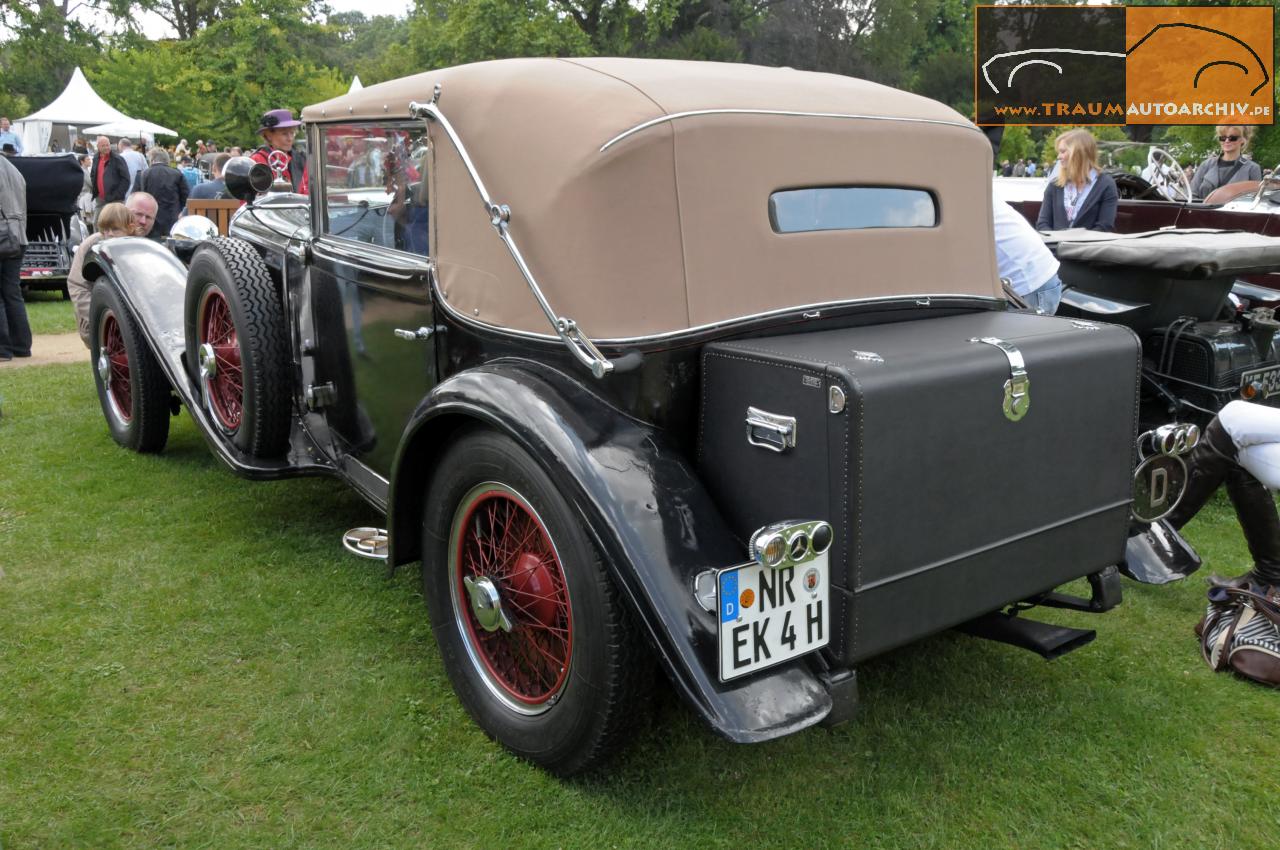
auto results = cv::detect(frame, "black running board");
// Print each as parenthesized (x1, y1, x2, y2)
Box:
(955, 612, 1097, 660)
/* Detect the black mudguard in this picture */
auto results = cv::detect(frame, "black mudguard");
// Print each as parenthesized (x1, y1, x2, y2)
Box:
(387, 360, 834, 743)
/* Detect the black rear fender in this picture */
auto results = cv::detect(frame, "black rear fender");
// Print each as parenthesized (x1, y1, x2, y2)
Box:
(387, 360, 833, 743)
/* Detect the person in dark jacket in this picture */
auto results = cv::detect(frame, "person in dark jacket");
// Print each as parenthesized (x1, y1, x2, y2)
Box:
(132, 147, 189, 240)
(1035, 128, 1118, 232)
(189, 153, 230, 199)
(90, 135, 131, 213)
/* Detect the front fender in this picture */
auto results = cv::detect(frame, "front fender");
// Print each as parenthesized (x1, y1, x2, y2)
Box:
(387, 360, 833, 743)
(87, 237, 191, 358)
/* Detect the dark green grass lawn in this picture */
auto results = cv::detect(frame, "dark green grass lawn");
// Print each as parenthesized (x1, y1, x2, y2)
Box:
(2, 363, 1279, 848)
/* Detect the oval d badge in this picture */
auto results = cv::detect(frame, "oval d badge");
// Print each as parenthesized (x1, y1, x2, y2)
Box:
(1131, 454, 1188, 523)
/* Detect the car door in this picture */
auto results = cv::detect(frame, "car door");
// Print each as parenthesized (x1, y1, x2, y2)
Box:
(306, 121, 436, 491)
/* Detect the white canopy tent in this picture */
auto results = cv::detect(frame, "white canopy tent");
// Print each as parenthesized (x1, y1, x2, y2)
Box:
(349, 75, 364, 93)
(15, 67, 165, 152)
(84, 118, 179, 146)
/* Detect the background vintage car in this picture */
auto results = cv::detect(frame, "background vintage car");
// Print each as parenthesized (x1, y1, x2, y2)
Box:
(10, 153, 84, 297)
(81, 58, 1161, 774)
(995, 155, 1280, 427)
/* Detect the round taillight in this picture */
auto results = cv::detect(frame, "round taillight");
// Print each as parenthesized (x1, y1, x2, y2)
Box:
(759, 534, 786, 567)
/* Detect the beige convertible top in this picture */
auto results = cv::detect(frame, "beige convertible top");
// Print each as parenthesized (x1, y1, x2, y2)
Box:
(304, 58, 1000, 339)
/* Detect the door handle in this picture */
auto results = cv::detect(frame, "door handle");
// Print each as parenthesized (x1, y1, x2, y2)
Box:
(394, 327, 434, 341)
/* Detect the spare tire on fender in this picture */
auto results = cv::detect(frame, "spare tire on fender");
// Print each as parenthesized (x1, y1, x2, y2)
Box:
(184, 237, 291, 458)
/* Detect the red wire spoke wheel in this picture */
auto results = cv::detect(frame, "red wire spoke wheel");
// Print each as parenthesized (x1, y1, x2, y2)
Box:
(423, 429, 649, 776)
(197, 288, 244, 432)
(89, 279, 171, 453)
(100, 313, 132, 423)
(450, 484, 573, 712)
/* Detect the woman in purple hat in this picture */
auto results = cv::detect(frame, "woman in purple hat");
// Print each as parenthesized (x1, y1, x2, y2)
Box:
(250, 108, 308, 194)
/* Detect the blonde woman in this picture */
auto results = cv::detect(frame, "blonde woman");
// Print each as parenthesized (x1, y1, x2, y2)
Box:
(1035, 128, 1118, 231)
(67, 203, 135, 348)
(1190, 124, 1262, 201)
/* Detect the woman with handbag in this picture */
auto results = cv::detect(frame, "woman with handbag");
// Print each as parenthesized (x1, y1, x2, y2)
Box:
(0, 151, 32, 361)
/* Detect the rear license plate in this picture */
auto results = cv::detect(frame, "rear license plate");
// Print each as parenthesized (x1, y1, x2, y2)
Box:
(717, 554, 829, 681)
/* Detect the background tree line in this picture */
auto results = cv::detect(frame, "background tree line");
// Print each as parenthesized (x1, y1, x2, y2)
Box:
(0, 0, 1275, 164)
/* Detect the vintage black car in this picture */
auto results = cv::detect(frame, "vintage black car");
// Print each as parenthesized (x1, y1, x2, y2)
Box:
(81, 59, 1179, 775)
(11, 153, 84, 297)
(1041, 228, 1280, 427)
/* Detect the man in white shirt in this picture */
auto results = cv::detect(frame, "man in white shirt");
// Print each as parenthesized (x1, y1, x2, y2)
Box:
(118, 139, 147, 198)
(0, 117, 23, 156)
(992, 199, 1062, 314)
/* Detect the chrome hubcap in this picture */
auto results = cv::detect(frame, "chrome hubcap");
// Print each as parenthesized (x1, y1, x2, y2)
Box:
(96, 352, 111, 383)
(198, 342, 217, 380)
(463, 575, 512, 633)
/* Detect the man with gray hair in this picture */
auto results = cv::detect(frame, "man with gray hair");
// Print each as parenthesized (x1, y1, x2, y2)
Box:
(131, 147, 188, 239)
(118, 138, 147, 197)
(125, 192, 159, 240)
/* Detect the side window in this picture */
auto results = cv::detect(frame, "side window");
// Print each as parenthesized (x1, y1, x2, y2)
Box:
(320, 123, 430, 257)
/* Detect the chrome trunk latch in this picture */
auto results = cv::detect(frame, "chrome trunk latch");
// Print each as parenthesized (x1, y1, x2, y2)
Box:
(746, 407, 797, 452)
(969, 336, 1030, 422)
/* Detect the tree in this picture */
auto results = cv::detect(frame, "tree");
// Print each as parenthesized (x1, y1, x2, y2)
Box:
(88, 0, 346, 147)
(314, 11, 414, 87)
(411, 0, 592, 69)
(998, 125, 1034, 165)
(0, 1, 102, 112)
(144, 0, 234, 40)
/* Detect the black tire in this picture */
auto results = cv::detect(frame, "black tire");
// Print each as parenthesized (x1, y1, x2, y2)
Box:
(422, 429, 650, 776)
(184, 238, 291, 458)
(90, 279, 171, 453)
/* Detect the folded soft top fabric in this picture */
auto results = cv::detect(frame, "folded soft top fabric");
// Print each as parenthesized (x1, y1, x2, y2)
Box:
(1045, 228, 1280, 278)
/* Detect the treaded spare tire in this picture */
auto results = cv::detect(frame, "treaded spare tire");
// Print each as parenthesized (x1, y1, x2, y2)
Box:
(184, 237, 291, 458)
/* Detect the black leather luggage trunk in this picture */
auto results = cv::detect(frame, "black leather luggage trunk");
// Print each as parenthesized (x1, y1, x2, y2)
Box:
(698, 310, 1140, 664)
